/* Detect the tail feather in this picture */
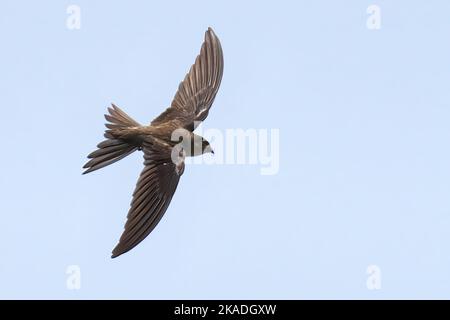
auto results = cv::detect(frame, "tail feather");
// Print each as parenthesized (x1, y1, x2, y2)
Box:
(83, 104, 141, 175)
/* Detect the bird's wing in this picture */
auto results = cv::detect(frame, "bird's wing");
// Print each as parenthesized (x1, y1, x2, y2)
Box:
(151, 27, 224, 131)
(111, 144, 184, 258)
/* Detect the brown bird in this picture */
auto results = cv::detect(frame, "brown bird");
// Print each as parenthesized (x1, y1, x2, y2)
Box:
(83, 28, 224, 258)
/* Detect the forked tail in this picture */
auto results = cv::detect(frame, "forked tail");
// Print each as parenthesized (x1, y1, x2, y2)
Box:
(83, 104, 141, 174)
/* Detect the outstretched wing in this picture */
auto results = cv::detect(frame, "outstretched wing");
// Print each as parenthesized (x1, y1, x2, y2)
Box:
(151, 27, 224, 131)
(111, 145, 184, 258)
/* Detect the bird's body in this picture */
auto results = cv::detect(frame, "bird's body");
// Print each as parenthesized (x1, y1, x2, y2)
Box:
(83, 28, 223, 258)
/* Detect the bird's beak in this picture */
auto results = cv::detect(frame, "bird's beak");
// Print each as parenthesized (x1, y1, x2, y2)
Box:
(211, 149, 215, 155)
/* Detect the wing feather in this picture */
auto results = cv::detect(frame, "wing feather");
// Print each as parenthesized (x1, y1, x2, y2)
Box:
(151, 27, 224, 131)
(111, 145, 184, 258)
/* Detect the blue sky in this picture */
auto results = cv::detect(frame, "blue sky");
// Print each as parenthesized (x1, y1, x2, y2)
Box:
(1, 1, 450, 299)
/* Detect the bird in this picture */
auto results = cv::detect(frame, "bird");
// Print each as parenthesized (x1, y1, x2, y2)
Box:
(83, 28, 224, 258)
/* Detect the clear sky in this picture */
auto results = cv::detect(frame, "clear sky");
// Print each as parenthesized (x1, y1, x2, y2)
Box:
(1, 0, 450, 299)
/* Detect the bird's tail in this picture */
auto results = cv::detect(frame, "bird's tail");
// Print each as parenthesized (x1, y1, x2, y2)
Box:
(83, 104, 141, 174)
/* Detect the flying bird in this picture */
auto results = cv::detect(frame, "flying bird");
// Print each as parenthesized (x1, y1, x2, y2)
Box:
(83, 28, 224, 258)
